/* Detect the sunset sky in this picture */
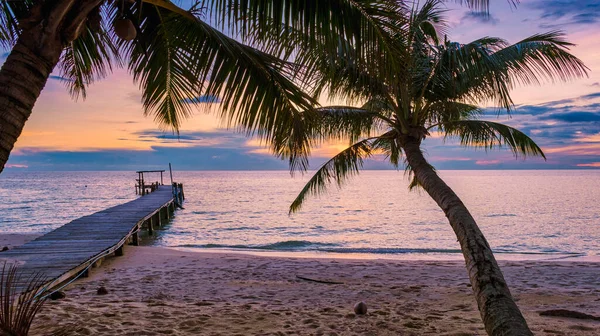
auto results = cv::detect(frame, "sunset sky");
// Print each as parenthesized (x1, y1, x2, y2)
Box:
(3, 0, 600, 171)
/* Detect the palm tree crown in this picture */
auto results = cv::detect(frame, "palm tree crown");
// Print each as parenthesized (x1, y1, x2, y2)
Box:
(288, 0, 587, 212)
(0, 0, 409, 173)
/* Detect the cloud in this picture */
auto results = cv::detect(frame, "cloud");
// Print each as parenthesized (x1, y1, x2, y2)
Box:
(541, 112, 600, 123)
(131, 129, 249, 147)
(6, 146, 289, 171)
(527, 0, 600, 28)
(461, 11, 499, 25)
(181, 95, 221, 104)
(475, 160, 501, 166)
(48, 75, 75, 82)
(577, 162, 600, 167)
(5, 164, 28, 169)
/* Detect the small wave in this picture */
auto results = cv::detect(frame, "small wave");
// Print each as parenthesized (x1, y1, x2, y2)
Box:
(177, 242, 463, 254)
(220, 226, 260, 231)
(177, 240, 339, 251)
(321, 247, 463, 254)
(484, 213, 517, 217)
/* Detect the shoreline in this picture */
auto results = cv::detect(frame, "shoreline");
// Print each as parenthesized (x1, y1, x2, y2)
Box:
(169, 246, 600, 262)
(3, 232, 599, 262)
(1, 233, 598, 335)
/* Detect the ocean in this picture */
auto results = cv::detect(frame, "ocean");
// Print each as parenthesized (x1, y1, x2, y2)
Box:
(1, 170, 598, 259)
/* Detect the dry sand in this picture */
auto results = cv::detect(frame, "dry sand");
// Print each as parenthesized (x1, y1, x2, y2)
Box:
(2, 234, 598, 335)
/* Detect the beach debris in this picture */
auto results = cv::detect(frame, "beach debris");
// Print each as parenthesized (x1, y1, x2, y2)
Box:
(539, 309, 600, 321)
(296, 275, 344, 284)
(1, 246, 8, 252)
(354, 301, 368, 315)
(113, 18, 137, 41)
(96, 286, 109, 295)
(49, 291, 66, 300)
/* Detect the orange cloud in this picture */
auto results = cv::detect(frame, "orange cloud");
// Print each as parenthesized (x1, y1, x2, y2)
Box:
(574, 133, 600, 143)
(576, 162, 600, 167)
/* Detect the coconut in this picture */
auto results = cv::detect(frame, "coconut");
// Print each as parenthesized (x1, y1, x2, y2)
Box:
(88, 6, 102, 32)
(353, 301, 368, 315)
(113, 18, 136, 41)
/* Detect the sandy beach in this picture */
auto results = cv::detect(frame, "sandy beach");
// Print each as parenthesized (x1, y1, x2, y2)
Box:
(1, 234, 598, 335)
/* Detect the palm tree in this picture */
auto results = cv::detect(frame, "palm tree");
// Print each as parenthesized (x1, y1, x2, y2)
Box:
(0, 0, 409, 173)
(286, 1, 587, 335)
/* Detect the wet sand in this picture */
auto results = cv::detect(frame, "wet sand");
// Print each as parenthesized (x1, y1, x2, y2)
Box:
(2, 234, 598, 335)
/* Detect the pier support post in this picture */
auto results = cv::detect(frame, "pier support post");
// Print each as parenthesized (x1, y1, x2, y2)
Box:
(132, 231, 139, 246)
(92, 258, 103, 268)
(115, 245, 124, 256)
(155, 212, 161, 227)
(148, 218, 154, 236)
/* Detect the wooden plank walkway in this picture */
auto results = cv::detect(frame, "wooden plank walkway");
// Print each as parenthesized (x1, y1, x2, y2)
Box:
(0, 185, 178, 294)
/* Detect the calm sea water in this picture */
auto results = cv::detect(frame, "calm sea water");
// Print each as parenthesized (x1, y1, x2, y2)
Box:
(1, 170, 599, 259)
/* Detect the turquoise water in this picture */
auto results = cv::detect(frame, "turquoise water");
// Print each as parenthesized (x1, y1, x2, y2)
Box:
(1, 170, 599, 258)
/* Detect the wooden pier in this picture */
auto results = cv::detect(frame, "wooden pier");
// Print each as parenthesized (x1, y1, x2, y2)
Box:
(1, 182, 185, 294)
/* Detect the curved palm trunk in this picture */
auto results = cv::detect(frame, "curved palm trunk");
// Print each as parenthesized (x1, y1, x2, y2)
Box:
(0, 25, 65, 174)
(401, 137, 532, 336)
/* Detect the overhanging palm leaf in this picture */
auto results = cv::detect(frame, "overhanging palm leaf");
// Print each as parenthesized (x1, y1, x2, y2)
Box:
(121, 5, 202, 129)
(0, 0, 33, 48)
(438, 120, 546, 158)
(59, 26, 119, 99)
(289, 137, 375, 213)
(208, 0, 403, 65)
(119, 2, 316, 135)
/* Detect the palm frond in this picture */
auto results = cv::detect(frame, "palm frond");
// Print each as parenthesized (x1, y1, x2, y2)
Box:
(208, 0, 409, 105)
(119, 3, 201, 130)
(492, 31, 588, 88)
(209, 0, 404, 63)
(429, 37, 514, 107)
(271, 106, 389, 172)
(409, 0, 447, 44)
(429, 32, 587, 110)
(312, 106, 387, 143)
(58, 22, 120, 99)
(371, 130, 402, 168)
(439, 120, 546, 158)
(120, 1, 318, 157)
(289, 137, 375, 213)
(0, 0, 33, 48)
(425, 101, 482, 125)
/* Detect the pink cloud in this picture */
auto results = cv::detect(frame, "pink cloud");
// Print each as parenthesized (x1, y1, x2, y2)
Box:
(5, 164, 28, 168)
(431, 157, 473, 162)
(545, 144, 600, 155)
(475, 160, 501, 166)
